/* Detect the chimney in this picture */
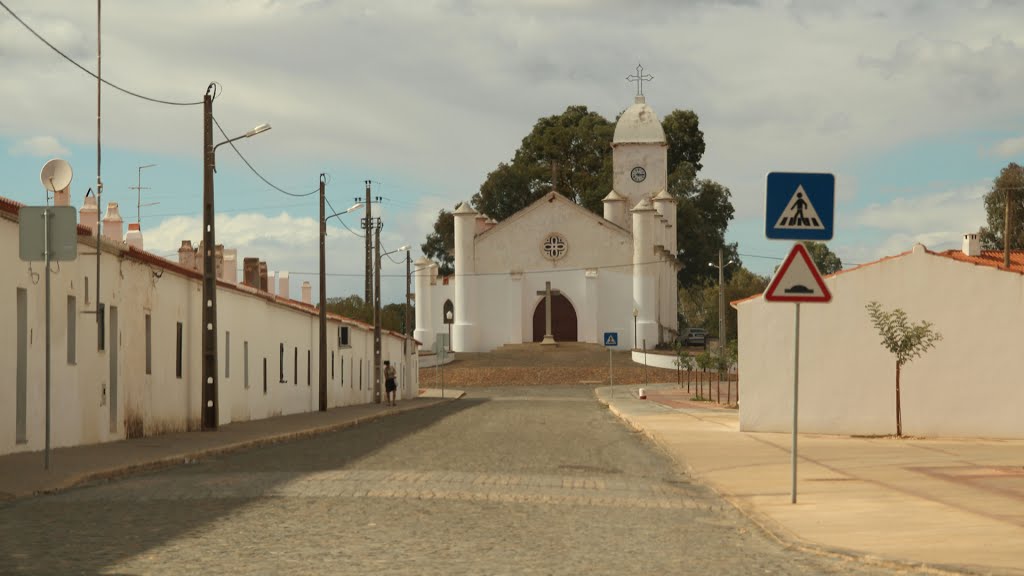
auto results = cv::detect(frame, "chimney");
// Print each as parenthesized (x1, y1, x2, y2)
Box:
(214, 244, 224, 280)
(475, 214, 488, 235)
(259, 261, 268, 291)
(102, 202, 123, 243)
(125, 223, 143, 251)
(963, 233, 981, 257)
(178, 240, 196, 270)
(54, 185, 70, 207)
(279, 271, 290, 299)
(268, 271, 277, 296)
(80, 195, 99, 234)
(243, 258, 260, 288)
(301, 281, 312, 304)
(223, 249, 238, 284)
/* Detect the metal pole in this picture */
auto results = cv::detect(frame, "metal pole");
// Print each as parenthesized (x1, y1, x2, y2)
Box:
(318, 174, 327, 411)
(609, 347, 613, 387)
(373, 221, 382, 404)
(95, 0, 103, 349)
(791, 302, 800, 504)
(44, 209, 51, 470)
(405, 250, 411, 398)
(201, 88, 218, 430)
(719, 248, 726, 348)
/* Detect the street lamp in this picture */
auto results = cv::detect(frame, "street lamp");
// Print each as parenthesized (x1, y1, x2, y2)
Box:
(202, 84, 270, 430)
(374, 243, 410, 404)
(319, 194, 364, 412)
(632, 307, 639, 350)
(708, 249, 735, 350)
(446, 309, 453, 352)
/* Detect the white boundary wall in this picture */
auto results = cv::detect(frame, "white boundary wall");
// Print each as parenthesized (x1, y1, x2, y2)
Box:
(0, 202, 418, 455)
(736, 245, 1024, 439)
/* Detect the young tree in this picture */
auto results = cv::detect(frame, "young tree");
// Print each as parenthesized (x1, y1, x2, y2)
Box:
(979, 162, 1024, 251)
(865, 301, 943, 437)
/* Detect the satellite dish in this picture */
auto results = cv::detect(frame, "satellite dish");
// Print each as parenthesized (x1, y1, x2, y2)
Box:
(40, 158, 73, 192)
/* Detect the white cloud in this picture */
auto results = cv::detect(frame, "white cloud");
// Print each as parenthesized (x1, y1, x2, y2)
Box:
(8, 136, 70, 157)
(992, 136, 1024, 158)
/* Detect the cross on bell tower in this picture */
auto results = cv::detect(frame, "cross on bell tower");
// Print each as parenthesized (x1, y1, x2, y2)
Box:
(626, 64, 654, 97)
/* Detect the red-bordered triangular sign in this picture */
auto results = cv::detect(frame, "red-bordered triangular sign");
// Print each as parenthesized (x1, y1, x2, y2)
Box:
(764, 243, 832, 303)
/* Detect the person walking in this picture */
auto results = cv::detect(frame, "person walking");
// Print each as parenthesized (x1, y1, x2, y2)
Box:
(384, 360, 398, 406)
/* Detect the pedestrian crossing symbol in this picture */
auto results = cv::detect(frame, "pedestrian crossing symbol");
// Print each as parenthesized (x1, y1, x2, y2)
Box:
(765, 172, 835, 241)
(603, 332, 618, 347)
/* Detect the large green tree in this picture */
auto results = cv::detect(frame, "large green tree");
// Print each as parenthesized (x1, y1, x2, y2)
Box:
(979, 162, 1024, 251)
(425, 104, 734, 288)
(420, 208, 455, 276)
(804, 241, 843, 275)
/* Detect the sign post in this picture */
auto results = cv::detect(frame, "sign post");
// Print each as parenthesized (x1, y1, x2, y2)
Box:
(765, 172, 836, 504)
(19, 205, 78, 471)
(604, 332, 618, 388)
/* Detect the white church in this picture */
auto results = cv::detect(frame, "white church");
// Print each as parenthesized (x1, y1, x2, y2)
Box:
(414, 90, 680, 352)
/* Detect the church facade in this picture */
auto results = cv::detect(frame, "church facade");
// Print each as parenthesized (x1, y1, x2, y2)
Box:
(414, 93, 680, 352)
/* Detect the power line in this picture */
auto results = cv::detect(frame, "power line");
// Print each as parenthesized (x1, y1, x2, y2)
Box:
(211, 115, 318, 198)
(0, 0, 203, 106)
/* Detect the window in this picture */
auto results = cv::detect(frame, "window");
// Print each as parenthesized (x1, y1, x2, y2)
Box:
(244, 341, 249, 389)
(294, 346, 298, 385)
(263, 357, 267, 394)
(145, 314, 152, 374)
(84, 276, 90, 305)
(338, 326, 350, 347)
(341, 357, 345, 385)
(331, 351, 335, 380)
(98, 303, 106, 352)
(307, 350, 311, 386)
(279, 343, 285, 383)
(67, 295, 76, 364)
(175, 322, 183, 378)
(225, 331, 231, 378)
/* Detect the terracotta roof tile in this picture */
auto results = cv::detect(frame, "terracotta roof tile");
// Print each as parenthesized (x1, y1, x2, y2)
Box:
(933, 249, 1024, 274)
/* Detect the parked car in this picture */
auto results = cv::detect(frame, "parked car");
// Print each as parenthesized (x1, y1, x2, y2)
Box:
(682, 328, 707, 346)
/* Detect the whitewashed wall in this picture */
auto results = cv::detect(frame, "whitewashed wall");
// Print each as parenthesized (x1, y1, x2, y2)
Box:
(0, 205, 418, 456)
(737, 244, 1024, 439)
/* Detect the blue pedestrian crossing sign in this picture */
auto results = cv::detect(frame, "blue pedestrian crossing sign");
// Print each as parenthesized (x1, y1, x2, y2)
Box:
(603, 332, 618, 347)
(765, 172, 835, 241)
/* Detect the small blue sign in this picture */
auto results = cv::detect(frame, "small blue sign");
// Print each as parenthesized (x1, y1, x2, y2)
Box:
(603, 332, 618, 347)
(765, 172, 835, 241)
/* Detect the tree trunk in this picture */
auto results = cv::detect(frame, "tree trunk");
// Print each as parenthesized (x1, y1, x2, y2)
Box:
(895, 362, 902, 438)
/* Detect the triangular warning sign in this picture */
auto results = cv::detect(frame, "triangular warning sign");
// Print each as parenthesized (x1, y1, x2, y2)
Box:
(605, 333, 617, 346)
(764, 243, 832, 303)
(775, 185, 825, 230)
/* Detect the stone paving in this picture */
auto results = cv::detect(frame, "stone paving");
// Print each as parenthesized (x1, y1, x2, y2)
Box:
(0, 386, 932, 575)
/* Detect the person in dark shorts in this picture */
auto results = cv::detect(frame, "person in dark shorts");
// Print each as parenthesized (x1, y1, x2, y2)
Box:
(384, 360, 397, 406)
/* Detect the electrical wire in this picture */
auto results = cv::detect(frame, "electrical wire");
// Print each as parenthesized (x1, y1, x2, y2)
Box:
(0, 0, 203, 106)
(212, 115, 318, 198)
(324, 197, 365, 239)
(287, 257, 674, 279)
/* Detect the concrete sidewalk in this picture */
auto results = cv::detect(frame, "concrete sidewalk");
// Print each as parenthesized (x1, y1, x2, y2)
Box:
(0, 389, 463, 502)
(597, 384, 1024, 575)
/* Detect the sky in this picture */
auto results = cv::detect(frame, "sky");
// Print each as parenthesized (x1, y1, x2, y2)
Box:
(3, 0, 1023, 305)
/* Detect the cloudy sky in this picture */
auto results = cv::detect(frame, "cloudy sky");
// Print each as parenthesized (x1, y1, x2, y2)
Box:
(2, 0, 1022, 304)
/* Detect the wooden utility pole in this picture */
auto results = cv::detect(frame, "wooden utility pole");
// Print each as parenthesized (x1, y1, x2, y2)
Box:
(318, 174, 327, 411)
(1005, 186, 1012, 268)
(361, 181, 373, 303)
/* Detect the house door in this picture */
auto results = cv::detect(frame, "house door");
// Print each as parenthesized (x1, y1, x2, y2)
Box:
(109, 305, 118, 434)
(532, 294, 578, 342)
(16, 288, 27, 444)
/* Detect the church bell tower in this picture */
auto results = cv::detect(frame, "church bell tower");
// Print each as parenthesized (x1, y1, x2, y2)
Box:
(611, 65, 668, 227)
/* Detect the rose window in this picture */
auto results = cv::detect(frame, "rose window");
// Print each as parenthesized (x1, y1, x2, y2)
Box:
(541, 233, 568, 261)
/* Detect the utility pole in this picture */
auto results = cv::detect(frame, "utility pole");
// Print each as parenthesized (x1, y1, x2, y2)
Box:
(201, 85, 218, 430)
(405, 250, 411, 394)
(1005, 185, 1012, 269)
(95, 0, 104, 351)
(361, 180, 373, 304)
(718, 248, 726, 348)
(318, 174, 327, 411)
(373, 220, 383, 404)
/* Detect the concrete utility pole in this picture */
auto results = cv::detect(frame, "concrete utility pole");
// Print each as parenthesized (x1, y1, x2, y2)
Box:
(1005, 186, 1012, 269)
(202, 86, 218, 430)
(373, 221, 383, 403)
(361, 180, 373, 304)
(318, 174, 327, 411)
(718, 249, 726, 348)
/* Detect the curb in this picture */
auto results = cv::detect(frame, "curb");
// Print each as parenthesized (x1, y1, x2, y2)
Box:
(594, 388, 987, 576)
(25, 398, 454, 501)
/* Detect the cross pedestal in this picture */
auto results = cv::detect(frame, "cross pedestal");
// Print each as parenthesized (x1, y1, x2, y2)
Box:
(537, 281, 560, 346)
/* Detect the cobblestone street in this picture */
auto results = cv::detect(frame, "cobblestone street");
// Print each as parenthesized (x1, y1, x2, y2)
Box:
(0, 387, 928, 575)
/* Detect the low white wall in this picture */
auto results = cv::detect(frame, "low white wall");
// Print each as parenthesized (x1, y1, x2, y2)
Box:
(0, 204, 418, 456)
(630, 349, 680, 371)
(418, 351, 455, 369)
(737, 245, 1024, 439)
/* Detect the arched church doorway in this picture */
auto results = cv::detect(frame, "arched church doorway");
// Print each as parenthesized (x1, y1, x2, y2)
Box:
(532, 294, 578, 342)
